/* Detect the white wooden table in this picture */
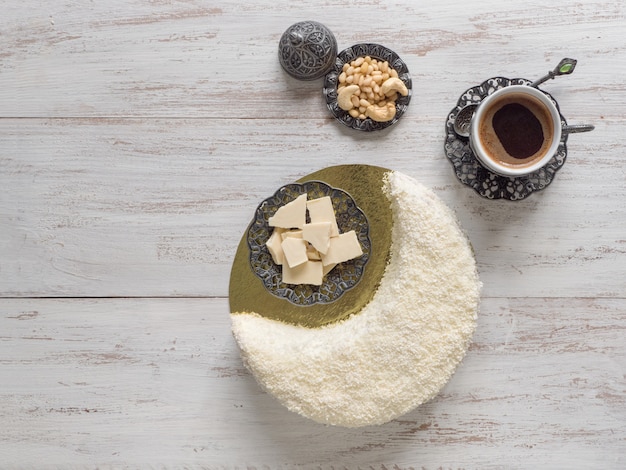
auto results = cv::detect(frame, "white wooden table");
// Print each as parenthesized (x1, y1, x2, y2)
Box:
(2, 1, 625, 468)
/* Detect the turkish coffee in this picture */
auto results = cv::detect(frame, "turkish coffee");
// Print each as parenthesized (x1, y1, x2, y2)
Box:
(478, 93, 555, 169)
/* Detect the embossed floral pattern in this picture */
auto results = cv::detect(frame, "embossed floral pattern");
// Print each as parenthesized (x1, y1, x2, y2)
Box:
(278, 21, 337, 80)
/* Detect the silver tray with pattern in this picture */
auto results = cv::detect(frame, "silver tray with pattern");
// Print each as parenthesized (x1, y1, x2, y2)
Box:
(323, 43, 412, 132)
(444, 76, 569, 201)
(247, 181, 371, 306)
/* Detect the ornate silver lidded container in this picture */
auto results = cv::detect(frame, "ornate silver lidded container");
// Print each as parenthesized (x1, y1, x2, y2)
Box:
(278, 21, 338, 80)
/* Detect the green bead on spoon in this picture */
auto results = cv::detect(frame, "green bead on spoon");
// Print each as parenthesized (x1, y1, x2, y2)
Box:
(530, 58, 577, 87)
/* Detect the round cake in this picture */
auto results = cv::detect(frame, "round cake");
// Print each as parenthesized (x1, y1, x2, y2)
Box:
(229, 166, 481, 427)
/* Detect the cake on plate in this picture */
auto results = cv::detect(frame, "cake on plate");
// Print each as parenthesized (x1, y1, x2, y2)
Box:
(229, 165, 481, 427)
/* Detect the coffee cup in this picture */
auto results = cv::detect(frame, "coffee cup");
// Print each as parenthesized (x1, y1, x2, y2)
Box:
(469, 85, 563, 177)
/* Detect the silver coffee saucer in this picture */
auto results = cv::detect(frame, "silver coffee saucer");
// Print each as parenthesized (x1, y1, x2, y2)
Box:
(444, 77, 569, 201)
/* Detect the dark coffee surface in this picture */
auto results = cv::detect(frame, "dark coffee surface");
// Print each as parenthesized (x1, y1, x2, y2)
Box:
(478, 92, 554, 168)
(492, 103, 544, 159)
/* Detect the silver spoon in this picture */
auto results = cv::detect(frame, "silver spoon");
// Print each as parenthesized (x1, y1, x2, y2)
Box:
(562, 124, 595, 134)
(453, 58, 579, 138)
(452, 103, 479, 138)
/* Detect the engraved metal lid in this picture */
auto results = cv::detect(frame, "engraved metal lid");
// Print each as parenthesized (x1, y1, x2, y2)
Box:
(278, 21, 338, 81)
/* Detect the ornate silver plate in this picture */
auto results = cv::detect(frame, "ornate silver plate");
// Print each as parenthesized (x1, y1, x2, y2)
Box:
(444, 77, 569, 201)
(247, 181, 371, 306)
(323, 43, 412, 132)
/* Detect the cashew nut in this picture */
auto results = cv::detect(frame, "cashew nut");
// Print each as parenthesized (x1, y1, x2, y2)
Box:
(337, 84, 361, 111)
(380, 77, 408, 97)
(365, 103, 397, 122)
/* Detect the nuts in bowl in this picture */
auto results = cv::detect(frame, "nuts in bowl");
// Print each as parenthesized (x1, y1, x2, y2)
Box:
(337, 57, 408, 122)
(324, 43, 412, 131)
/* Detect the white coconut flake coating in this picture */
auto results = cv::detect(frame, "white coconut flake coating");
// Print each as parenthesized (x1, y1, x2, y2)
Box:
(231, 171, 481, 427)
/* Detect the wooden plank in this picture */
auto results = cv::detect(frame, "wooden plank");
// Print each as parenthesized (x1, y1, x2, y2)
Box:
(1, 117, 625, 298)
(0, 297, 624, 467)
(0, 1, 623, 118)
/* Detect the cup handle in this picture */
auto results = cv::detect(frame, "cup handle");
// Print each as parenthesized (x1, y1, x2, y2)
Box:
(562, 124, 595, 134)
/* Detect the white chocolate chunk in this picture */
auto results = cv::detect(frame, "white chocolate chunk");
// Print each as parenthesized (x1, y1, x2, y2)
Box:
(266, 229, 285, 265)
(269, 193, 307, 229)
(282, 260, 324, 286)
(321, 230, 363, 266)
(302, 222, 332, 254)
(306, 196, 339, 237)
(281, 230, 303, 240)
(306, 244, 321, 261)
(281, 237, 308, 268)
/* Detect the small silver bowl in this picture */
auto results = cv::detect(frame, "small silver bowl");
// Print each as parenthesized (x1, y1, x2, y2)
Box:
(323, 43, 412, 131)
